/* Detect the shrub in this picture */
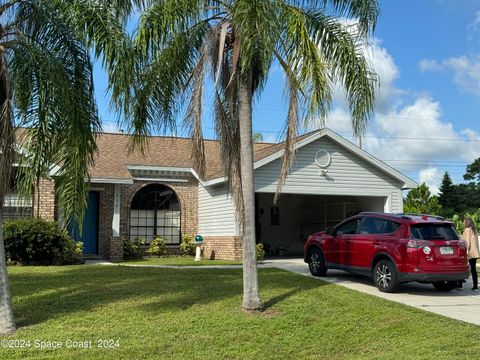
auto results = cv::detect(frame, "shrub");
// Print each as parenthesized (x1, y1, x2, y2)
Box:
(146, 236, 167, 257)
(123, 238, 146, 259)
(452, 212, 480, 234)
(256, 243, 265, 263)
(178, 234, 196, 256)
(123, 238, 138, 259)
(3, 218, 83, 265)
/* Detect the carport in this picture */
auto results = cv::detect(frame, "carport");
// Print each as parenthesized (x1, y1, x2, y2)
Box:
(255, 193, 387, 256)
(249, 129, 417, 257)
(198, 129, 417, 260)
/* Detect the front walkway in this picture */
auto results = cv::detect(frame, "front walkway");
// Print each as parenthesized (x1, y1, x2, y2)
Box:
(87, 258, 480, 326)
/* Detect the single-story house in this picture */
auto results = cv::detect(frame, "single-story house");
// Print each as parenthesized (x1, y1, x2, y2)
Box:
(6, 128, 417, 260)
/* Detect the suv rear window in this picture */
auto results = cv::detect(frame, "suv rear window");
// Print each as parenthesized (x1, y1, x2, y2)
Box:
(410, 223, 459, 240)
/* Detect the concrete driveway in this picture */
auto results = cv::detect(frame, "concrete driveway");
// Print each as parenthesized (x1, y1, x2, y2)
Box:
(264, 258, 480, 326)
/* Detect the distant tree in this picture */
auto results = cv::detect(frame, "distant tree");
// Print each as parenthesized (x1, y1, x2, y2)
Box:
(438, 172, 456, 216)
(464, 158, 480, 183)
(404, 183, 442, 215)
(453, 183, 480, 214)
(252, 133, 264, 142)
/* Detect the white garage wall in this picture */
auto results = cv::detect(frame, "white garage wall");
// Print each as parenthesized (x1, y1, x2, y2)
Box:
(254, 137, 403, 198)
(390, 190, 403, 213)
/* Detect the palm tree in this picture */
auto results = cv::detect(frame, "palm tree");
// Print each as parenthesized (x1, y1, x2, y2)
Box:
(252, 132, 264, 142)
(120, 0, 379, 311)
(0, 0, 134, 334)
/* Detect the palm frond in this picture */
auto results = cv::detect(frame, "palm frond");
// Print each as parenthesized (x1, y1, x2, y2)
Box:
(12, 0, 100, 228)
(128, 21, 210, 152)
(183, 40, 208, 177)
(230, 0, 279, 91)
(281, 6, 376, 136)
(274, 72, 299, 204)
(286, 0, 379, 35)
(136, 0, 219, 57)
(279, 5, 332, 125)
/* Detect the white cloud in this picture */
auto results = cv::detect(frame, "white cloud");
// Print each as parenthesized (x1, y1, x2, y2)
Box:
(363, 97, 480, 169)
(324, 40, 480, 189)
(444, 56, 480, 95)
(419, 55, 480, 96)
(365, 39, 403, 111)
(419, 167, 441, 195)
(418, 59, 443, 73)
(333, 37, 402, 111)
(102, 121, 122, 133)
(324, 107, 356, 135)
(468, 10, 480, 31)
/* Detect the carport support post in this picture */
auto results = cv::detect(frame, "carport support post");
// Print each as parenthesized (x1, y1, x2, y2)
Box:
(239, 72, 261, 311)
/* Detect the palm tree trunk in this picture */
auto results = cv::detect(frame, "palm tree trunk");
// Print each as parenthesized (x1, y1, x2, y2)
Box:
(0, 214, 15, 334)
(238, 72, 261, 311)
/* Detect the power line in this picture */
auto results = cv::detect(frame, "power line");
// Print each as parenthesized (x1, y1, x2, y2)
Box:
(201, 126, 480, 142)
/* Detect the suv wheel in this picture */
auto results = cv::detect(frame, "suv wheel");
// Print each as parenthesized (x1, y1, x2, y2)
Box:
(308, 248, 327, 277)
(432, 281, 457, 292)
(373, 259, 399, 293)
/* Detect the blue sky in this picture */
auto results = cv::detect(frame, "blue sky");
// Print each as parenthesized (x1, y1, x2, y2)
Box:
(93, 1, 480, 193)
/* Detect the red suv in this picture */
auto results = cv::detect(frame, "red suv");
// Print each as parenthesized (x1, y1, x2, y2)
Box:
(304, 212, 469, 293)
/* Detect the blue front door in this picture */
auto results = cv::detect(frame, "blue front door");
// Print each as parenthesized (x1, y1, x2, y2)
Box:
(70, 192, 99, 255)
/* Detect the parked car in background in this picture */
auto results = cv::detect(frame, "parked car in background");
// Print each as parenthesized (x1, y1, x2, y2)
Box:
(304, 213, 469, 293)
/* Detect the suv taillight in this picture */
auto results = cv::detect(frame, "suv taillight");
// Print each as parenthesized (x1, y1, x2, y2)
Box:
(458, 240, 467, 249)
(406, 240, 418, 248)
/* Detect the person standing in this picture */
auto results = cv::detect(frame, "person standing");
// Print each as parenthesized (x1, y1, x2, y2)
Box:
(463, 218, 480, 292)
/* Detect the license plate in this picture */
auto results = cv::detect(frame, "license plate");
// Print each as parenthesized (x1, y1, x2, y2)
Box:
(440, 246, 454, 255)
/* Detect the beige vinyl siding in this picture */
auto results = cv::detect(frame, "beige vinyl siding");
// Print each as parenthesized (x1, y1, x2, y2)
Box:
(254, 137, 403, 198)
(198, 183, 237, 236)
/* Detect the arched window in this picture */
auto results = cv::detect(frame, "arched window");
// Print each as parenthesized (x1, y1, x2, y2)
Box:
(129, 184, 181, 244)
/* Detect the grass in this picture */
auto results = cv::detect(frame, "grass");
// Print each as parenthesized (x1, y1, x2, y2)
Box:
(121, 257, 242, 266)
(2, 265, 480, 359)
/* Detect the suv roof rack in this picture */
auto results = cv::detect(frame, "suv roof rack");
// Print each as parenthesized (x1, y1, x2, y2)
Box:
(357, 212, 446, 221)
(400, 213, 445, 221)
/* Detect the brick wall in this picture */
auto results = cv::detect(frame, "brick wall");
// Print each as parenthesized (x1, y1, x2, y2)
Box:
(33, 178, 55, 221)
(95, 184, 114, 259)
(32, 176, 246, 261)
(87, 177, 199, 260)
(203, 236, 243, 261)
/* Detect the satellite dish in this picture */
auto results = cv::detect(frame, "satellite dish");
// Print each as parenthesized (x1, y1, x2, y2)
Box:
(315, 150, 331, 167)
(314, 150, 331, 176)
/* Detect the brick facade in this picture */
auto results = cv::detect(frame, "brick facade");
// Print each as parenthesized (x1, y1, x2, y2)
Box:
(203, 236, 243, 261)
(34, 175, 243, 261)
(87, 176, 199, 260)
(95, 184, 115, 259)
(33, 178, 55, 221)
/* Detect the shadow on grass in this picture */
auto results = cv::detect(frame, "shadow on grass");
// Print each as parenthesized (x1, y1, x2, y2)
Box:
(8, 266, 326, 328)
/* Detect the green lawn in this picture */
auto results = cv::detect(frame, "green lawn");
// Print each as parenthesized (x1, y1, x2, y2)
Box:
(2, 265, 480, 359)
(121, 257, 242, 266)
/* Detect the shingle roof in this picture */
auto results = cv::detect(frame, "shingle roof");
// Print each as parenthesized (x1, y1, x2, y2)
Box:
(90, 132, 289, 181)
(15, 128, 417, 188)
(15, 128, 297, 181)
